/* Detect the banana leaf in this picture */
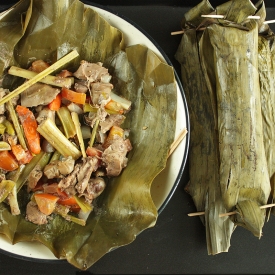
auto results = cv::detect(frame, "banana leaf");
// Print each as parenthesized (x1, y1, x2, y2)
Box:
(199, 0, 270, 237)
(175, 0, 235, 255)
(257, 2, 275, 216)
(0, 0, 177, 270)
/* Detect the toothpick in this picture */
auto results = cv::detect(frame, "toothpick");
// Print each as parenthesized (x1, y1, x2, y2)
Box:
(188, 203, 275, 217)
(263, 19, 275, 24)
(201, 14, 260, 19)
(168, 128, 188, 157)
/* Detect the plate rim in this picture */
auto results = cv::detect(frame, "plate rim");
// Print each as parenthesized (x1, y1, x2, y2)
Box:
(0, 0, 190, 263)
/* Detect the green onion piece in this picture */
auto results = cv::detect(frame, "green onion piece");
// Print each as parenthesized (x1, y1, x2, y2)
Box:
(89, 119, 99, 147)
(57, 106, 77, 138)
(74, 195, 93, 212)
(54, 204, 86, 226)
(37, 118, 81, 160)
(7, 185, 20, 215)
(3, 119, 15, 135)
(83, 103, 121, 115)
(6, 101, 27, 150)
(8, 66, 74, 88)
(71, 112, 86, 158)
(0, 180, 15, 203)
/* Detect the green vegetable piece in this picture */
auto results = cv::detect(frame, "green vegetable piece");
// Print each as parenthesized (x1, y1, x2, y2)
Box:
(0, 180, 15, 203)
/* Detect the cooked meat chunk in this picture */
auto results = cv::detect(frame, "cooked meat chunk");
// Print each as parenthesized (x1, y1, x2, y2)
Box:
(27, 168, 43, 190)
(74, 80, 89, 93)
(73, 61, 111, 83)
(2, 133, 18, 146)
(26, 201, 48, 225)
(100, 114, 126, 133)
(36, 107, 56, 124)
(58, 163, 81, 192)
(102, 137, 132, 177)
(21, 83, 60, 107)
(80, 177, 106, 203)
(90, 82, 113, 106)
(75, 157, 99, 194)
(44, 156, 75, 179)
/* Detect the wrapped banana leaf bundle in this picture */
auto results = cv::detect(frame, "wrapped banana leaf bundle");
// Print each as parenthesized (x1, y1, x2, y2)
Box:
(175, 0, 271, 253)
(256, 2, 275, 215)
(175, 0, 235, 255)
(0, 0, 177, 270)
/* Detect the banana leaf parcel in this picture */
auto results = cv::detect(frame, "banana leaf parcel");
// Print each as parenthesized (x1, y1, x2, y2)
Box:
(0, 0, 177, 270)
(256, 1, 275, 219)
(175, 0, 235, 255)
(199, 0, 270, 237)
(175, 0, 271, 254)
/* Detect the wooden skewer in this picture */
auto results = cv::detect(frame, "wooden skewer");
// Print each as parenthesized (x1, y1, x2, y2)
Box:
(171, 15, 272, 36)
(168, 128, 188, 157)
(188, 203, 275, 217)
(201, 14, 260, 19)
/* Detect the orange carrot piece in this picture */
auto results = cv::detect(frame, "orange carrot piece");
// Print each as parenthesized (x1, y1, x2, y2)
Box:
(48, 93, 62, 111)
(15, 105, 41, 155)
(0, 150, 19, 171)
(61, 87, 86, 105)
(11, 144, 33, 164)
(103, 125, 124, 149)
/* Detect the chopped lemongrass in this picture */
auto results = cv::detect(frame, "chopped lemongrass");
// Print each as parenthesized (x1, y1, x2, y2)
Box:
(83, 103, 98, 113)
(0, 50, 79, 106)
(89, 119, 99, 147)
(0, 141, 11, 151)
(6, 101, 27, 150)
(74, 195, 93, 212)
(0, 180, 15, 203)
(71, 112, 87, 158)
(57, 106, 76, 138)
(49, 150, 62, 163)
(54, 204, 86, 226)
(8, 66, 74, 88)
(110, 91, 132, 111)
(3, 119, 15, 135)
(16, 151, 52, 192)
(37, 118, 81, 160)
(7, 185, 20, 215)
(0, 124, 6, 134)
(81, 125, 92, 139)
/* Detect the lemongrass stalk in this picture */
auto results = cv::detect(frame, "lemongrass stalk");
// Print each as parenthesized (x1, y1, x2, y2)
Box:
(0, 124, 6, 134)
(0, 141, 11, 151)
(7, 185, 20, 215)
(0, 180, 15, 203)
(3, 119, 15, 135)
(71, 112, 87, 158)
(54, 204, 86, 226)
(37, 118, 81, 160)
(0, 50, 79, 105)
(57, 106, 76, 138)
(83, 103, 122, 115)
(8, 66, 74, 88)
(6, 101, 27, 150)
(49, 150, 62, 163)
(110, 91, 131, 111)
(74, 195, 93, 212)
(16, 151, 51, 192)
(89, 119, 99, 147)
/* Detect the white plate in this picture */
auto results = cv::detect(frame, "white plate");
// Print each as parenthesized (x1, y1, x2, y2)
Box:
(0, 2, 189, 261)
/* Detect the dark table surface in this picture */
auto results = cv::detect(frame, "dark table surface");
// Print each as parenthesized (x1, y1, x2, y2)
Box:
(1, 0, 275, 274)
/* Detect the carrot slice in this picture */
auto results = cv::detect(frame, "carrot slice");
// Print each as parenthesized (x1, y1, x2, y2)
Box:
(0, 150, 19, 171)
(34, 193, 59, 215)
(61, 87, 86, 105)
(48, 93, 62, 111)
(11, 144, 33, 164)
(15, 105, 41, 155)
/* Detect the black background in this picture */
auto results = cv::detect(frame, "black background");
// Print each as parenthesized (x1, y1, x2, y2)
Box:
(1, 0, 275, 274)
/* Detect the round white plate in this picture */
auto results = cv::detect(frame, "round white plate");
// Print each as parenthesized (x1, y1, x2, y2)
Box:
(0, 2, 190, 261)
